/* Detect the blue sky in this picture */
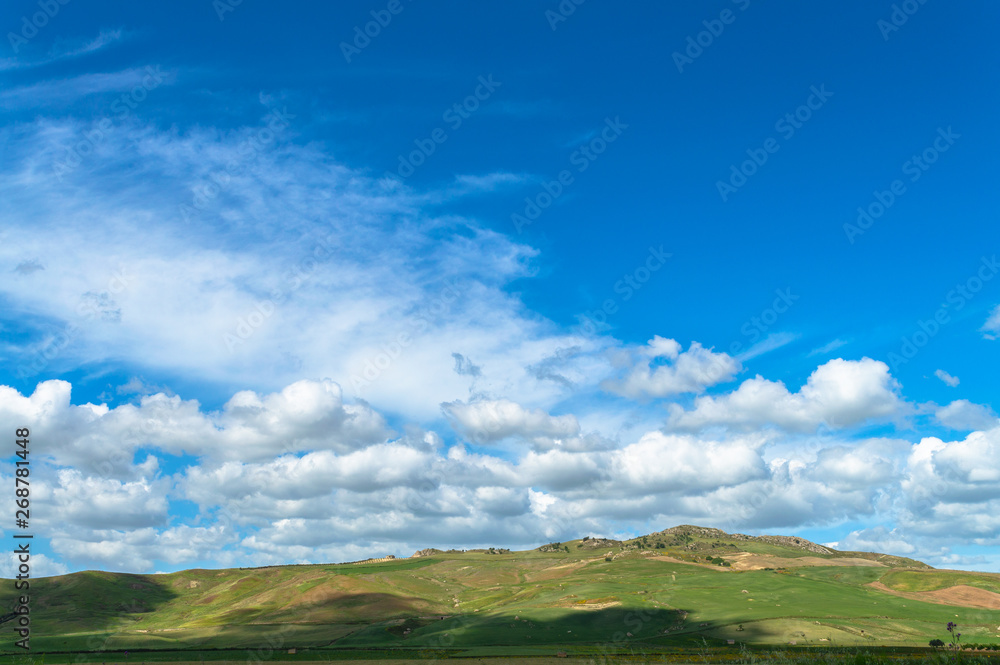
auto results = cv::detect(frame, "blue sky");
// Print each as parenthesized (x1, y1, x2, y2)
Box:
(1, 0, 999, 575)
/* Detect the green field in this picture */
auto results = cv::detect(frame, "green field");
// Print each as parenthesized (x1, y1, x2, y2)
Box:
(3, 526, 1000, 662)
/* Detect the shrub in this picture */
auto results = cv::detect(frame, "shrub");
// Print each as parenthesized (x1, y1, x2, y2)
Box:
(929, 639, 945, 647)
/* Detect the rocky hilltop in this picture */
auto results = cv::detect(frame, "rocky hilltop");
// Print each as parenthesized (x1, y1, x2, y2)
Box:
(658, 525, 834, 555)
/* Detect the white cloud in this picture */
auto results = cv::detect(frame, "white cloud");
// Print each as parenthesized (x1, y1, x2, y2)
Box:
(610, 431, 768, 495)
(442, 398, 579, 444)
(49, 525, 234, 573)
(935, 400, 998, 431)
(0, 379, 392, 468)
(0, 66, 166, 109)
(602, 337, 740, 398)
(668, 358, 906, 432)
(0, 28, 125, 72)
(808, 338, 849, 356)
(934, 369, 960, 387)
(3, 109, 999, 572)
(737, 332, 798, 362)
(42, 468, 169, 530)
(901, 427, 1000, 540)
(0, 552, 68, 578)
(982, 305, 1000, 340)
(0, 117, 606, 423)
(9, 375, 1000, 572)
(837, 526, 916, 555)
(807, 441, 902, 492)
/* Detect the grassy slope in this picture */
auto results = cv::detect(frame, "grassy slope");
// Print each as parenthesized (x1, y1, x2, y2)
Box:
(4, 528, 999, 655)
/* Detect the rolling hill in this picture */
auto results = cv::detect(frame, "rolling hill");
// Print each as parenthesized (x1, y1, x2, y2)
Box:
(4, 525, 1000, 661)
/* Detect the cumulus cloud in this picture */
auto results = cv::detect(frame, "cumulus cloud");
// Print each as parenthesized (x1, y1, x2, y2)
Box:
(935, 400, 998, 431)
(0, 552, 68, 578)
(609, 431, 768, 495)
(667, 358, 906, 432)
(836, 526, 916, 556)
(901, 427, 1000, 541)
(0, 379, 390, 469)
(934, 369, 960, 387)
(442, 398, 580, 444)
(41, 468, 169, 530)
(602, 337, 740, 398)
(807, 441, 902, 492)
(2, 376, 934, 572)
(49, 525, 234, 573)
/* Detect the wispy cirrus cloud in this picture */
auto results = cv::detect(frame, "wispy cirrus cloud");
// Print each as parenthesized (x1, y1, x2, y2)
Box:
(0, 115, 595, 421)
(0, 28, 126, 72)
(0, 65, 166, 110)
(808, 337, 848, 356)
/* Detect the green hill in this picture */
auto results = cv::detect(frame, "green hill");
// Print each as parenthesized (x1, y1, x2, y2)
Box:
(4, 525, 1000, 661)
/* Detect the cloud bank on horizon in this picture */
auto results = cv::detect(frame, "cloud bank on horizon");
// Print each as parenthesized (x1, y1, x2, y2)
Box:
(0, 0, 998, 575)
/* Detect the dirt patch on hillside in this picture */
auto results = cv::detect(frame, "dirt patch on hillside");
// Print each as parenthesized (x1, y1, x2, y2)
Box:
(524, 559, 589, 582)
(569, 601, 621, 610)
(725, 552, 884, 571)
(868, 581, 1000, 609)
(797, 556, 885, 568)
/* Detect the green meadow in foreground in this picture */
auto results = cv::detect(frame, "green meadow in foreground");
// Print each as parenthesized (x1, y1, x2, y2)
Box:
(3, 526, 1000, 662)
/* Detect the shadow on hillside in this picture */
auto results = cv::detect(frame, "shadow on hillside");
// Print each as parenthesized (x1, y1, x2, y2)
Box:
(687, 616, 866, 650)
(335, 606, 694, 651)
(265, 590, 435, 625)
(0, 571, 179, 633)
